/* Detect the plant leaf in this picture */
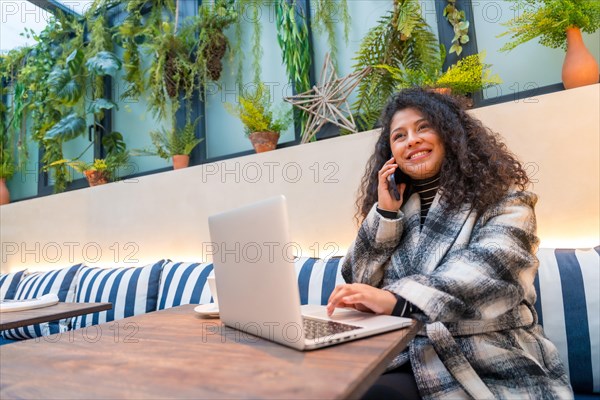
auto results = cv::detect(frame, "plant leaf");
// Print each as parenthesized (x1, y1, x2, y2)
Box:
(66, 49, 84, 76)
(47, 68, 84, 105)
(45, 113, 86, 142)
(86, 51, 122, 77)
(88, 98, 119, 114)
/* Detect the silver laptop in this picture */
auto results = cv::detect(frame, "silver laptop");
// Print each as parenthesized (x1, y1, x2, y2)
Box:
(207, 195, 412, 351)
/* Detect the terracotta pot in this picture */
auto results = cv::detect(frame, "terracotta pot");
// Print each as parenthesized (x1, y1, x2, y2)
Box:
(428, 87, 473, 108)
(172, 155, 190, 170)
(0, 178, 9, 205)
(562, 27, 600, 89)
(84, 170, 110, 187)
(430, 87, 452, 95)
(249, 131, 280, 153)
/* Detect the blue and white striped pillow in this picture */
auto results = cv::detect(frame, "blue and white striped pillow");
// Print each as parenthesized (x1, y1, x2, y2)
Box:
(0, 269, 27, 300)
(294, 257, 345, 305)
(2, 264, 83, 339)
(534, 247, 600, 394)
(157, 261, 214, 310)
(71, 260, 165, 330)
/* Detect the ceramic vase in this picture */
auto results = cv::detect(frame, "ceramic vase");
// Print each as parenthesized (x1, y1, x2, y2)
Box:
(562, 27, 600, 89)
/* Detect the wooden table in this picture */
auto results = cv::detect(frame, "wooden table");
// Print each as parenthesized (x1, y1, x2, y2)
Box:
(0, 304, 420, 399)
(0, 302, 112, 331)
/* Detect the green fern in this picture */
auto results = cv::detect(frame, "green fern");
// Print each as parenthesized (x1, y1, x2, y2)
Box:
(499, 0, 600, 51)
(225, 84, 292, 136)
(352, 1, 439, 130)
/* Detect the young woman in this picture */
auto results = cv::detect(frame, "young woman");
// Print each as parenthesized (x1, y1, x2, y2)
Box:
(327, 89, 572, 399)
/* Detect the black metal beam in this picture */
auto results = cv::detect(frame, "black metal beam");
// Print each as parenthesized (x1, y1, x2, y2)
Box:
(183, 0, 206, 166)
(26, 0, 79, 16)
(434, 0, 482, 105)
(434, 0, 479, 69)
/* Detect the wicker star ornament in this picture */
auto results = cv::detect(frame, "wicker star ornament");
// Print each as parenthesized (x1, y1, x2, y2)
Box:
(284, 53, 371, 143)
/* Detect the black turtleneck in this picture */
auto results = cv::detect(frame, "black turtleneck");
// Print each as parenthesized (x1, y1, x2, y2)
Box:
(413, 174, 440, 226)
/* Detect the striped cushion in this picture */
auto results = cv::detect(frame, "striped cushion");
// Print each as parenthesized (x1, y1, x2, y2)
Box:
(0, 269, 26, 300)
(294, 257, 345, 305)
(534, 247, 600, 394)
(71, 260, 165, 330)
(2, 264, 83, 339)
(157, 261, 214, 310)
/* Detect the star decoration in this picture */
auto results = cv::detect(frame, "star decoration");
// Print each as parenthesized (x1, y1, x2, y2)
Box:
(284, 53, 370, 143)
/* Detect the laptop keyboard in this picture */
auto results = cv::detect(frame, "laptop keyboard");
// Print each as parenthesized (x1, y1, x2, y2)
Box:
(302, 317, 361, 340)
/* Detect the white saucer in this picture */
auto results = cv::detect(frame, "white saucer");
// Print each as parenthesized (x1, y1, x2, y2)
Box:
(194, 304, 219, 318)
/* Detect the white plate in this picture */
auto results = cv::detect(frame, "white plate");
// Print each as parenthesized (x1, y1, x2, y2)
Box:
(194, 303, 219, 318)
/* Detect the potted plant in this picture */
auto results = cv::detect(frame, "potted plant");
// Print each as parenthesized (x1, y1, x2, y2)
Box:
(49, 151, 129, 187)
(48, 132, 129, 187)
(133, 117, 203, 170)
(225, 85, 292, 153)
(376, 50, 502, 99)
(498, 0, 600, 89)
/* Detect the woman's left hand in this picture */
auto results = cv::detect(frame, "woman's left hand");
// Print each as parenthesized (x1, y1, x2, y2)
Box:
(326, 283, 397, 316)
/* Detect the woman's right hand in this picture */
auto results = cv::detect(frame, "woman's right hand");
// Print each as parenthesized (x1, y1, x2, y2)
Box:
(377, 157, 406, 212)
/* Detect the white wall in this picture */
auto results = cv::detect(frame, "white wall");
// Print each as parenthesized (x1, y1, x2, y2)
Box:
(1, 85, 598, 273)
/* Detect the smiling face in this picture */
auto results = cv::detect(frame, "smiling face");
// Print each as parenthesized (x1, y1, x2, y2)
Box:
(389, 107, 445, 180)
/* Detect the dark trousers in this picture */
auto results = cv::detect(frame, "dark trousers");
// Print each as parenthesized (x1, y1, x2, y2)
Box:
(361, 361, 421, 400)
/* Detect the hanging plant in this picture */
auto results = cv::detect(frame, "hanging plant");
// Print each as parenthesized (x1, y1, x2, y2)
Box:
(275, 1, 311, 93)
(443, 0, 470, 56)
(0, 85, 16, 183)
(196, 0, 238, 81)
(138, 0, 237, 119)
(312, 0, 351, 71)
(233, 0, 263, 86)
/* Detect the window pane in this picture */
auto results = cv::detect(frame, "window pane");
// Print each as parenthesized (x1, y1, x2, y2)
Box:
(205, 3, 294, 159)
(111, 46, 172, 174)
(472, 0, 600, 100)
(4, 86, 40, 200)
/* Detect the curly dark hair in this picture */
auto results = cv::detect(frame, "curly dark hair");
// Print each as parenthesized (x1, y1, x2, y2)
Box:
(356, 88, 530, 223)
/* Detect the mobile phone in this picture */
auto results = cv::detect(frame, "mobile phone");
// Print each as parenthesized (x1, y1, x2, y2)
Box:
(387, 168, 410, 201)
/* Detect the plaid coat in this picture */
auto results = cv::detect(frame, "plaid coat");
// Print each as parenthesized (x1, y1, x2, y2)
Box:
(342, 189, 573, 399)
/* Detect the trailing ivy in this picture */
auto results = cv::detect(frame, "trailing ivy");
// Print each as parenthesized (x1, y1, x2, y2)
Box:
(275, 1, 311, 94)
(234, 0, 264, 86)
(116, 11, 145, 99)
(274, 1, 311, 137)
(313, 0, 351, 72)
(443, 0, 469, 56)
(250, 2, 262, 84)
